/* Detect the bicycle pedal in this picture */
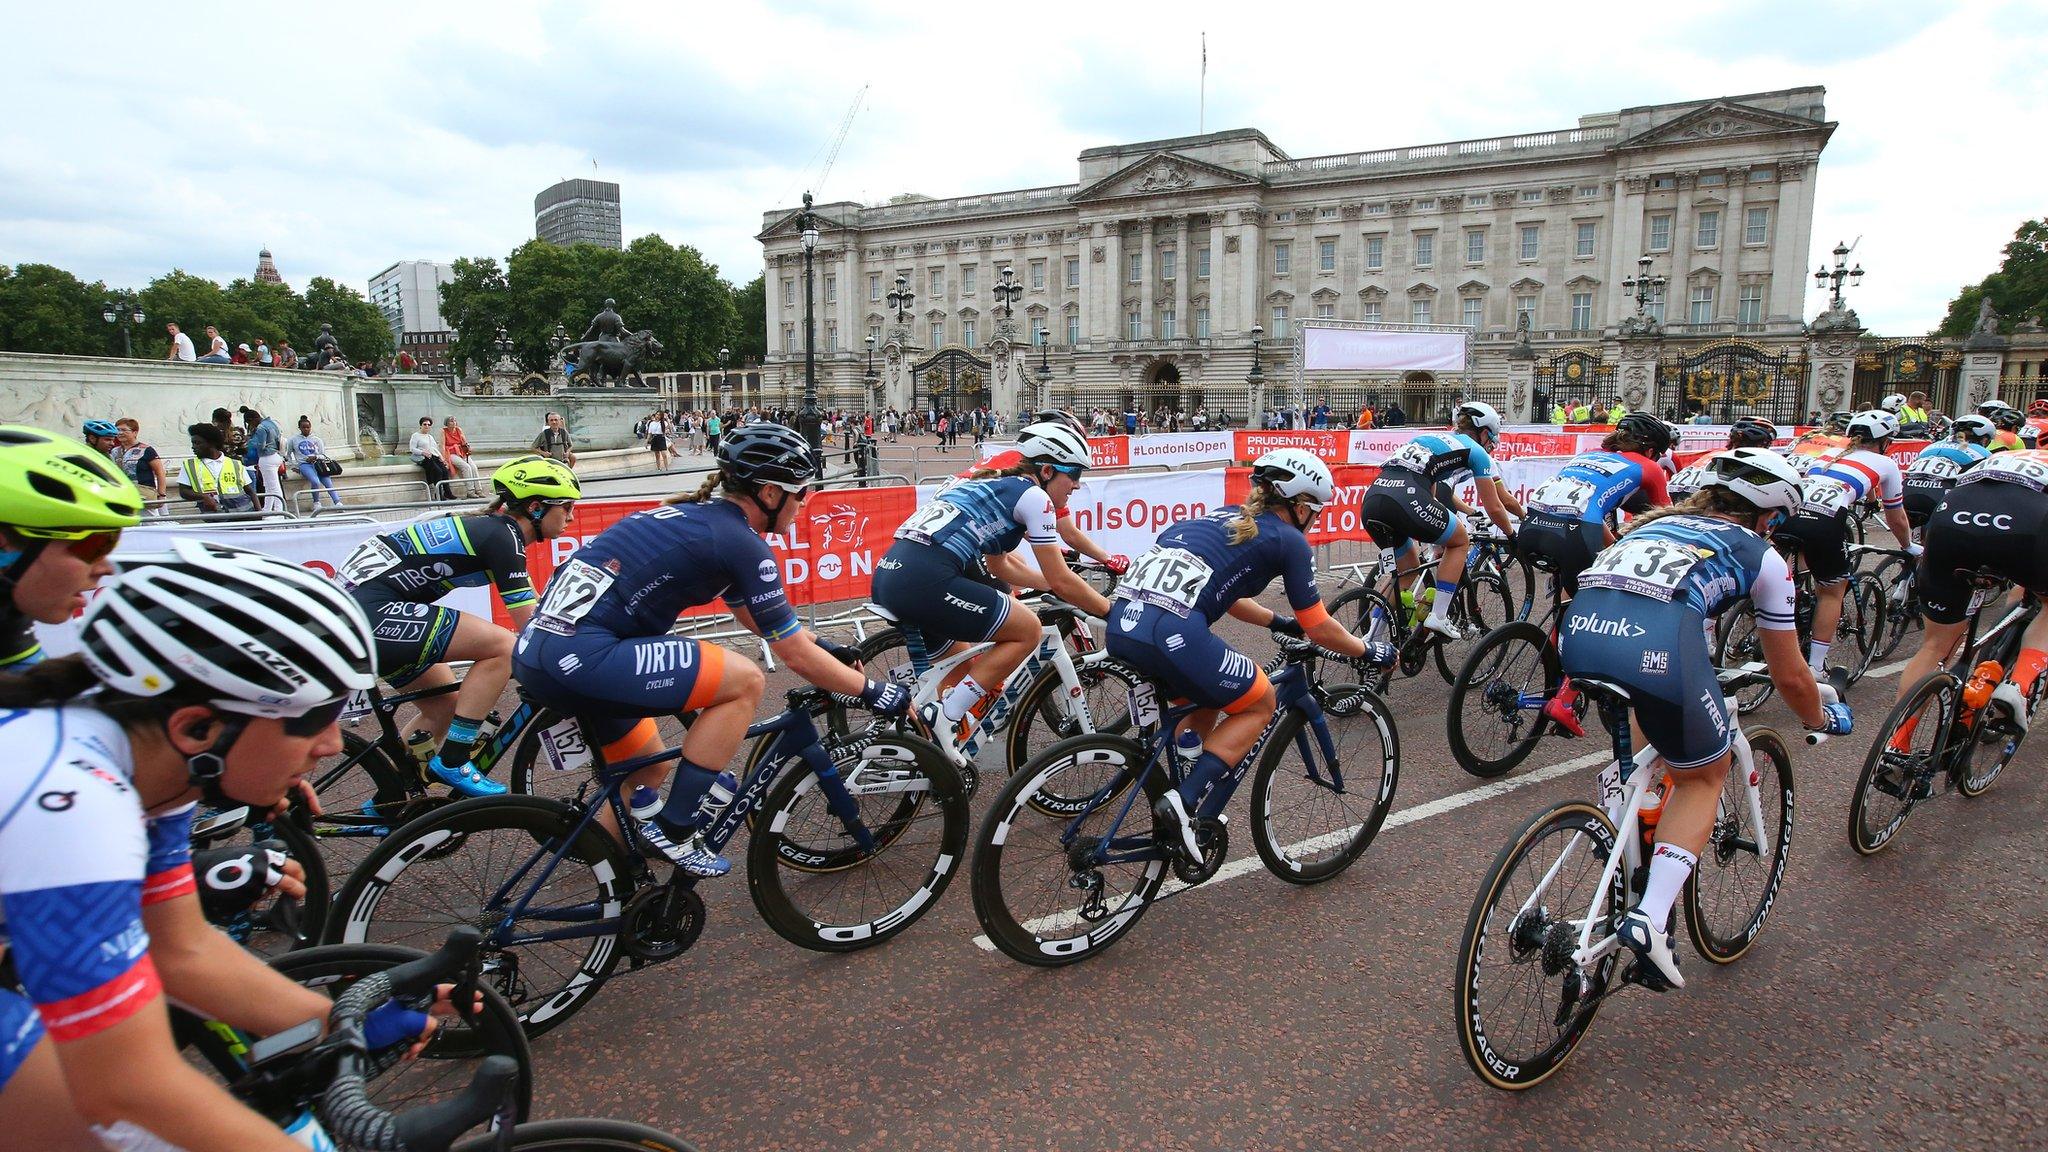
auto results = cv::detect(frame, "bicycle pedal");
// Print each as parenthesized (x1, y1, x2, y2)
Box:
(1620, 958, 1676, 994)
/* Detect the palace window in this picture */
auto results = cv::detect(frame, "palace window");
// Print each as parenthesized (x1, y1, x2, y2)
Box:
(1738, 284, 1764, 325)
(1272, 242, 1291, 274)
(1745, 207, 1770, 245)
(1461, 297, 1483, 329)
(1648, 214, 1672, 252)
(1696, 210, 1720, 249)
(1519, 224, 1540, 260)
(1570, 292, 1592, 331)
(1465, 229, 1486, 263)
(1413, 232, 1434, 268)
(1575, 222, 1596, 258)
(1366, 235, 1385, 269)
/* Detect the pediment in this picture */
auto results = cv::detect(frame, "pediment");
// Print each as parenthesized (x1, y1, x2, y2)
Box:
(1619, 100, 1834, 150)
(1069, 151, 1264, 204)
(1565, 274, 1601, 289)
(1406, 283, 1438, 298)
(1311, 287, 1341, 301)
(1358, 286, 1389, 302)
(1687, 265, 1722, 281)
(1265, 288, 1296, 303)
(1457, 279, 1490, 295)
(1510, 277, 1544, 293)
(755, 206, 855, 243)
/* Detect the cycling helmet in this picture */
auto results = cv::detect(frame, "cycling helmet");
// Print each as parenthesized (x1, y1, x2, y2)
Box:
(1992, 406, 2027, 432)
(1015, 421, 1093, 470)
(1879, 394, 1907, 415)
(81, 537, 375, 717)
(718, 422, 820, 489)
(2030, 400, 2048, 418)
(1455, 401, 1503, 440)
(491, 455, 582, 503)
(82, 419, 119, 439)
(1727, 416, 1778, 449)
(1954, 414, 1997, 443)
(1615, 412, 1674, 457)
(1027, 408, 1090, 440)
(1846, 409, 1900, 442)
(1699, 447, 1803, 514)
(0, 425, 142, 539)
(1977, 400, 2012, 418)
(1251, 448, 1335, 508)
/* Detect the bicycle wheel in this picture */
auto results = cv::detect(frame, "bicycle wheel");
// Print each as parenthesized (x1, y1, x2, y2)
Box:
(1713, 601, 1775, 714)
(1957, 685, 2029, 797)
(204, 811, 330, 957)
(970, 734, 1169, 967)
(1447, 622, 1560, 779)
(1848, 672, 1957, 855)
(1435, 566, 1515, 683)
(506, 709, 603, 805)
(855, 626, 919, 690)
(1004, 655, 1141, 783)
(747, 732, 968, 951)
(1488, 545, 1536, 623)
(326, 796, 633, 1037)
(1248, 686, 1398, 883)
(1870, 559, 1918, 661)
(1682, 727, 1794, 964)
(1453, 800, 1622, 1091)
(1839, 576, 1881, 685)
(451, 1119, 701, 1152)
(1324, 586, 1403, 691)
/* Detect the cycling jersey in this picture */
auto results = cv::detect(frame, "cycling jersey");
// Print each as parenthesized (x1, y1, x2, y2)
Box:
(1667, 456, 1718, 501)
(1780, 447, 1905, 584)
(1902, 441, 1990, 526)
(339, 513, 536, 609)
(873, 476, 1062, 645)
(0, 607, 39, 670)
(0, 708, 196, 1089)
(1526, 451, 1669, 526)
(1379, 432, 1499, 489)
(892, 475, 1059, 568)
(1920, 451, 2048, 623)
(958, 452, 1072, 521)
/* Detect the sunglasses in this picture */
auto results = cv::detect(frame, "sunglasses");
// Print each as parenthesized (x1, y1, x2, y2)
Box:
(1050, 464, 1087, 480)
(280, 696, 349, 737)
(62, 530, 121, 563)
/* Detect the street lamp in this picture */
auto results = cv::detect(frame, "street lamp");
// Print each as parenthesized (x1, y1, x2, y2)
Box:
(1246, 324, 1265, 426)
(1621, 255, 1668, 321)
(864, 334, 879, 408)
(1035, 327, 1053, 409)
(548, 322, 569, 379)
(1813, 240, 1864, 312)
(717, 345, 733, 413)
(992, 266, 1021, 325)
(493, 326, 513, 361)
(798, 191, 822, 452)
(887, 275, 916, 329)
(101, 297, 144, 358)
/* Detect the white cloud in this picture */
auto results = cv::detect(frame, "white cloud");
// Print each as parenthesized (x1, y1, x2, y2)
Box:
(2, 0, 2040, 336)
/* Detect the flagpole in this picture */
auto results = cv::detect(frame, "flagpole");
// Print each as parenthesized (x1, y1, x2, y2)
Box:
(1200, 32, 1207, 133)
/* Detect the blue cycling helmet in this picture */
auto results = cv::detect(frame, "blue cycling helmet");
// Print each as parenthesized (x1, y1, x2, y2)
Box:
(82, 419, 119, 438)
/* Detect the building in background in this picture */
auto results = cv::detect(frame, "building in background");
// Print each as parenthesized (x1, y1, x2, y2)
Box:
(398, 330, 455, 375)
(254, 248, 284, 285)
(368, 260, 455, 343)
(535, 179, 623, 249)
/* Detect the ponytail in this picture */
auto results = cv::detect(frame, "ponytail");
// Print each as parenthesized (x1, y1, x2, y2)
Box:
(0, 655, 165, 728)
(1620, 488, 1763, 536)
(1228, 483, 1273, 546)
(665, 473, 724, 505)
(964, 463, 1039, 481)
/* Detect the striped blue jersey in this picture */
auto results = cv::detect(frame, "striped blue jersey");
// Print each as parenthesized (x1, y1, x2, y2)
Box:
(1528, 451, 1666, 525)
(1905, 440, 1990, 484)
(892, 475, 1059, 567)
(1580, 514, 1795, 629)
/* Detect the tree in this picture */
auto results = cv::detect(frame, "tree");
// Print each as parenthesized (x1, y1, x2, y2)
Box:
(302, 277, 393, 366)
(138, 270, 230, 354)
(439, 257, 509, 377)
(0, 265, 113, 356)
(614, 235, 735, 372)
(727, 274, 766, 365)
(221, 278, 307, 352)
(506, 240, 595, 371)
(1938, 219, 2048, 336)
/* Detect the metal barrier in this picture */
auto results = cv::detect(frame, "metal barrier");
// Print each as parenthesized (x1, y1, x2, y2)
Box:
(293, 479, 433, 515)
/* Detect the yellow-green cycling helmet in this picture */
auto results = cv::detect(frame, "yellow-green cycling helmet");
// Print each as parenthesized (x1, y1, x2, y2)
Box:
(0, 425, 143, 539)
(491, 455, 581, 504)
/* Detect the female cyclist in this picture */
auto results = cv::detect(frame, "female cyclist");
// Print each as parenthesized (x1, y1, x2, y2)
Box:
(336, 455, 580, 797)
(1667, 416, 1778, 501)
(1775, 409, 1916, 680)
(872, 421, 1113, 757)
(958, 408, 1130, 574)
(1558, 449, 1850, 990)
(0, 539, 447, 1152)
(0, 426, 142, 669)
(511, 423, 910, 878)
(1105, 449, 1373, 860)
(1900, 414, 1994, 529)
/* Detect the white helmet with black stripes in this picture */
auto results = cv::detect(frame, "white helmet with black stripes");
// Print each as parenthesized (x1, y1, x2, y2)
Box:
(1015, 421, 1092, 470)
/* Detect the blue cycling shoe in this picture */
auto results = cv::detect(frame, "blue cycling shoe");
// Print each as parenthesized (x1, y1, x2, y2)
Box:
(426, 754, 507, 798)
(638, 818, 731, 878)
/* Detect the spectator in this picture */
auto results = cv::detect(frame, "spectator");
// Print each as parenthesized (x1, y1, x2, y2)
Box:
(81, 419, 120, 460)
(211, 407, 247, 458)
(196, 325, 232, 364)
(112, 418, 168, 516)
(443, 416, 482, 497)
(274, 338, 298, 369)
(289, 415, 343, 508)
(704, 410, 721, 456)
(1385, 402, 1408, 427)
(411, 416, 452, 495)
(533, 411, 577, 469)
(230, 343, 252, 365)
(646, 409, 672, 471)
(256, 340, 272, 366)
(396, 349, 417, 373)
(240, 406, 286, 513)
(177, 422, 255, 515)
(164, 322, 195, 362)
(1552, 400, 1569, 424)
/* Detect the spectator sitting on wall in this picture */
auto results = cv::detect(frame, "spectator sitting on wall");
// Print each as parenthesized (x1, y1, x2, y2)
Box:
(165, 321, 196, 361)
(412, 416, 452, 494)
(177, 422, 255, 515)
(230, 343, 252, 365)
(443, 416, 482, 497)
(195, 325, 232, 364)
(274, 337, 298, 368)
(113, 418, 168, 515)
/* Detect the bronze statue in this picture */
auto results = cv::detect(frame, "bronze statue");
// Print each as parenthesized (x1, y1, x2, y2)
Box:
(580, 298, 627, 344)
(312, 323, 343, 369)
(560, 329, 663, 387)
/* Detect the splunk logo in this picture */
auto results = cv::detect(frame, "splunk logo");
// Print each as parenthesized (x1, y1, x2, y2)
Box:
(1567, 615, 1646, 640)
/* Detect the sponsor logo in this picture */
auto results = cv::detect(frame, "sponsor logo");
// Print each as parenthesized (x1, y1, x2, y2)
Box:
(1640, 651, 1669, 675)
(100, 921, 147, 964)
(1567, 615, 1646, 640)
(647, 677, 675, 690)
(1951, 510, 2015, 530)
(557, 653, 583, 674)
(37, 790, 75, 812)
(943, 593, 989, 614)
(632, 640, 697, 677)
(1219, 650, 1257, 680)
(758, 559, 778, 582)
(809, 503, 870, 550)
(1164, 633, 1185, 651)
(1119, 601, 1144, 632)
(1701, 689, 1728, 738)
(71, 762, 129, 793)
(877, 557, 903, 570)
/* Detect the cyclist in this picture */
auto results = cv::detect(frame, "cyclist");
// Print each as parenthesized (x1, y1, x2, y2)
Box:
(0, 426, 142, 669)
(0, 540, 446, 1152)
(872, 421, 1113, 756)
(1518, 413, 1673, 736)
(1878, 393, 1907, 417)
(957, 408, 1130, 575)
(1105, 449, 1375, 861)
(1667, 417, 1778, 501)
(336, 456, 580, 797)
(1775, 409, 1917, 680)
(1560, 449, 1850, 989)
(1901, 414, 1994, 529)
(1988, 404, 2035, 452)
(1359, 401, 1523, 639)
(512, 423, 910, 878)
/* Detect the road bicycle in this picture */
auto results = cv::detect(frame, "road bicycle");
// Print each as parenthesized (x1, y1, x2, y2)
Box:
(1323, 520, 1521, 689)
(327, 687, 963, 1035)
(971, 636, 1399, 966)
(1715, 534, 1882, 712)
(1853, 543, 1922, 661)
(1446, 557, 1584, 778)
(189, 803, 331, 957)
(1454, 663, 1797, 1090)
(1848, 575, 2040, 854)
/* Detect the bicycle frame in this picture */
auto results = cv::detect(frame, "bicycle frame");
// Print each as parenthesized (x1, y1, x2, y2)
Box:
(313, 685, 543, 835)
(901, 612, 1102, 765)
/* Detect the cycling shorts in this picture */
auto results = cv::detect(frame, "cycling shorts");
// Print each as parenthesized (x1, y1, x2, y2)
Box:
(871, 541, 1013, 645)
(1775, 508, 1852, 585)
(356, 593, 460, 686)
(1917, 483, 2048, 625)
(1105, 599, 1271, 713)
(1360, 472, 1458, 551)
(1557, 589, 1732, 770)
(1516, 513, 1604, 593)
(513, 630, 729, 744)
(1901, 478, 1950, 529)
(0, 989, 42, 1093)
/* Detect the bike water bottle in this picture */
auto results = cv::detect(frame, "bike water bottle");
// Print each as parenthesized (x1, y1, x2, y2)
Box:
(285, 1111, 340, 1151)
(696, 771, 740, 823)
(1173, 727, 1204, 773)
(628, 786, 663, 822)
(1963, 660, 2005, 713)
(1639, 773, 1671, 849)
(404, 729, 437, 765)
(472, 709, 504, 752)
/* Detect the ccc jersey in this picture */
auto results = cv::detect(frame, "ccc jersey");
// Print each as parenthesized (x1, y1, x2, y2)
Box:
(0, 708, 195, 1044)
(1905, 441, 1990, 489)
(1580, 514, 1795, 629)
(1114, 509, 1326, 626)
(893, 475, 1059, 567)
(340, 514, 536, 610)
(1528, 451, 1669, 525)
(528, 498, 800, 643)
(1794, 447, 1904, 520)
(1381, 432, 1498, 489)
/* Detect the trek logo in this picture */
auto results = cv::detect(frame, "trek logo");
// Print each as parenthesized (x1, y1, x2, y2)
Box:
(1568, 615, 1646, 640)
(632, 640, 697, 677)
(1701, 689, 1728, 737)
(1640, 651, 1668, 675)
(944, 593, 990, 614)
(1951, 510, 2015, 530)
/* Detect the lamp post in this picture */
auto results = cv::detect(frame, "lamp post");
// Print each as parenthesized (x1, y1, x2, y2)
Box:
(101, 297, 144, 358)
(1621, 255, 1668, 322)
(863, 334, 879, 408)
(887, 275, 916, 329)
(1813, 240, 1864, 311)
(548, 322, 569, 383)
(717, 345, 732, 414)
(992, 266, 1021, 328)
(1035, 327, 1053, 409)
(1246, 323, 1265, 423)
(797, 191, 822, 452)
(492, 326, 514, 368)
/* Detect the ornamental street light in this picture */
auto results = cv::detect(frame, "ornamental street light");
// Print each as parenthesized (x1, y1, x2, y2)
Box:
(493, 326, 513, 359)
(1813, 240, 1864, 311)
(798, 191, 822, 453)
(100, 297, 144, 358)
(1035, 327, 1053, 408)
(887, 275, 916, 329)
(864, 334, 879, 408)
(992, 266, 1022, 324)
(1620, 255, 1668, 320)
(1246, 324, 1266, 423)
(717, 345, 733, 413)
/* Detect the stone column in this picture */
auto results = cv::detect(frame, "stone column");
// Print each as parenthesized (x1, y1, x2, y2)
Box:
(1770, 161, 1816, 327)
(1959, 330, 2009, 415)
(1718, 170, 1747, 322)
(1807, 311, 1863, 420)
(1504, 327, 1537, 423)
(1608, 176, 1648, 330)
(1616, 330, 1662, 414)
(1101, 227, 1122, 341)
(1238, 207, 1263, 337)
(1173, 215, 1191, 338)
(1138, 218, 1156, 338)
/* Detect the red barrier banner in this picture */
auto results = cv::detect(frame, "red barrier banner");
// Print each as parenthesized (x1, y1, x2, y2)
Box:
(793, 485, 919, 603)
(1223, 464, 1380, 545)
(1088, 435, 1131, 469)
(1233, 430, 1346, 465)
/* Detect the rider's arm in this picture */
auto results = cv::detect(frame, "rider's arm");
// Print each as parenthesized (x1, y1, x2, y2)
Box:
(1491, 478, 1527, 520)
(986, 549, 1050, 591)
(1056, 514, 1112, 566)
(1274, 534, 1366, 658)
(1875, 459, 1917, 552)
(1476, 478, 1514, 533)
(1636, 459, 1671, 509)
(1031, 542, 1111, 617)
(56, 1011, 308, 1152)
(768, 627, 870, 696)
(1752, 549, 1827, 729)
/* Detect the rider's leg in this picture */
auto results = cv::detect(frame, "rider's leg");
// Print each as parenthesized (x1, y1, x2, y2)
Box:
(588, 643, 763, 843)
(947, 596, 1038, 723)
(404, 663, 459, 739)
(1807, 578, 1846, 672)
(1639, 747, 1732, 932)
(435, 614, 516, 770)
(1424, 518, 1471, 630)
(1187, 672, 1277, 818)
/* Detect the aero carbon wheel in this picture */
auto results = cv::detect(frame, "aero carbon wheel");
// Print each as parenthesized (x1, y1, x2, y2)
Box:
(1682, 728, 1794, 964)
(1004, 656, 1141, 782)
(451, 1120, 701, 1152)
(1714, 601, 1774, 714)
(1848, 672, 1956, 856)
(1447, 622, 1560, 779)
(1435, 568, 1515, 684)
(1248, 686, 1398, 883)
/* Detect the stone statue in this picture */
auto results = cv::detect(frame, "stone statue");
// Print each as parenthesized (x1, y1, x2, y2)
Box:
(312, 323, 343, 370)
(558, 329, 664, 388)
(580, 298, 628, 345)
(1975, 297, 1999, 335)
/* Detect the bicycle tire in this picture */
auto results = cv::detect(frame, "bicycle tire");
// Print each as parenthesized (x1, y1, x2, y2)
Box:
(1957, 691, 2028, 798)
(855, 626, 920, 693)
(326, 796, 634, 1037)
(451, 1119, 701, 1152)
(1003, 655, 1141, 787)
(1325, 585, 1402, 692)
(970, 734, 1168, 967)
(1869, 557, 1918, 661)
(1848, 672, 1957, 856)
(747, 731, 968, 952)
(1248, 686, 1398, 883)
(1488, 544, 1536, 623)
(1682, 727, 1794, 964)
(1447, 622, 1560, 779)
(1839, 575, 1881, 685)
(1453, 800, 1622, 1091)
(1713, 601, 1775, 714)
(1435, 567, 1515, 684)
(503, 708, 595, 804)
(215, 811, 330, 957)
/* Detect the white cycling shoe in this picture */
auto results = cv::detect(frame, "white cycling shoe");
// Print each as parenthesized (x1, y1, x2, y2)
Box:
(1989, 680, 2031, 734)
(1416, 615, 1463, 641)
(1151, 789, 1204, 862)
(1617, 908, 1684, 990)
(638, 819, 731, 878)
(918, 702, 966, 761)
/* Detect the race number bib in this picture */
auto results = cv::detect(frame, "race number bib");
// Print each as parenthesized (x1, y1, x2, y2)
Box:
(1531, 476, 1598, 517)
(1908, 456, 1962, 482)
(894, 500, 962, 545)
(1799, 475, 1854, 516)
(1126, 680, 1162, 729)
(1967, 452, 2048, 493)
(539, 716, 593, 774)
(338, 687, 373, 722)
(1121, 547, 1215, 616)
(337, 537, 402, 588)
(1670, 464, 1711, 492)
(530, 558, 615, 636)
(1391, 440, 1435, 473)
(1580, 537, 1710, 601)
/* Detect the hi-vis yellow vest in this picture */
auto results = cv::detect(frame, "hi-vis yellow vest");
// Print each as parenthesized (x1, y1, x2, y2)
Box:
(180, 455, 250, 498)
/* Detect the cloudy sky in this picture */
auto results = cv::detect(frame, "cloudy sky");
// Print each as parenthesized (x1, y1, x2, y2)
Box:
(3, 0, 2040, 336)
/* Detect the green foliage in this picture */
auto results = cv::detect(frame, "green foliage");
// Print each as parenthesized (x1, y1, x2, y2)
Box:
(1938, 219, 2048, 337)
(728, 274, 766, 365)
(302, 277, 393, 365)
(439, 257, 509, 377)
(0, 265, 116, 356)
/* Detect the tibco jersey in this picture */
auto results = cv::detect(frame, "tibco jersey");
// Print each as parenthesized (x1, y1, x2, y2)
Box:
(0, 707, 196, 1043)
(340, 514, 536, 610)
(1114, 509, 1326, 627)
(1380, 432, 1498, 489)
(1905, 440, 1990, 488)
(956, 452, 1071, 521)
(893, 475, 1059, 567)
(1795, 448, 1904, 519)
(527, 498, 800, 643)
(1579, 514, 1795, 629)
(1528, 451, 1669, 525)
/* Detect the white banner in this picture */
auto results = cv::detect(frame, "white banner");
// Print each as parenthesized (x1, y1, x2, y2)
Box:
(1302, 326, 1467, 373)
(1126, 432, 1233, 468)
(918, 469, 1230, 565)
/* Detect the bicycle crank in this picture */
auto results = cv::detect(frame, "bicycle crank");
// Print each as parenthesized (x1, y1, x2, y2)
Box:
(621, 882, 707, 964)
(1172, 817, 1229, 885)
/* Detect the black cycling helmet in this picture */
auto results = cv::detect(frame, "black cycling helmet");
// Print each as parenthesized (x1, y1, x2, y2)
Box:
(1992, 406, 2027, 432)
(1615, 412, 1673, 457)
(1728, 416, 1777, 448)
(718, 422, 819, 490)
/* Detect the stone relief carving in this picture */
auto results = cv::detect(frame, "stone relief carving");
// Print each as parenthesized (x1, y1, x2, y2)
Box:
(1548, 185, 1572, 202)
(1341, 203, 1362, 219)
(1137, 158, 1194, 192)
(1818, 362, 1848, 410)
(1491, 190, 1517, 207)
(1224, 236, 1241, 253)
(943, 239, 960, 252)
(1092, 246, 1106, 263)
(1623, 176, 1650, 195)
(978, 236, 994, 249)
(1622, 367, 1650, 408)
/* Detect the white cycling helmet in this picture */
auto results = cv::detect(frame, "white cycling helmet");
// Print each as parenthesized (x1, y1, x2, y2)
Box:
(1014, 421, 1092, 470)
(81, 537, 376, 718)
(1954, 414, 1997, 443)
(1846, 408, 1900, 442)
(1455, 401, 1503, 440)
(1977, 399, 2013, 417)
(1700, 447, 1804, 514)
(1251, 448, 1334, 508)
(1879, 393, 1907, 414)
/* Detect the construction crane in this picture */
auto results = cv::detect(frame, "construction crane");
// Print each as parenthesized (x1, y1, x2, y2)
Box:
(810, 85, 867, 198)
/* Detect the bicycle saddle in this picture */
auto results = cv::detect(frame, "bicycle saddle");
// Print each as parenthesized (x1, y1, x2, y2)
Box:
(1364, 519, 1398, 549)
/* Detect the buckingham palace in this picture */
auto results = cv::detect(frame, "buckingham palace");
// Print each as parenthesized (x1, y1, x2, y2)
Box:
(757, 87, 1834, 425)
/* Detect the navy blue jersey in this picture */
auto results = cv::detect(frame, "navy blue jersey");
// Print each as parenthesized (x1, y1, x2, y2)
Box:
(1380, 432, 1498, 488)
(893, 475, 1059, 567)
(339, 513, 536, 610)
(1579, 514, 1795, 628)
(1113, 508, 1325, 626)
(527, 499, 800, 642)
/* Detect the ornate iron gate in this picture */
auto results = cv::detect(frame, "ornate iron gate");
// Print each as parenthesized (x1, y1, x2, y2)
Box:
(1533, 349, 1614, 419)
(1660, 340, 1806, 426)
(911, 347, 991, 416)
(1853, 341, 1957, 414)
